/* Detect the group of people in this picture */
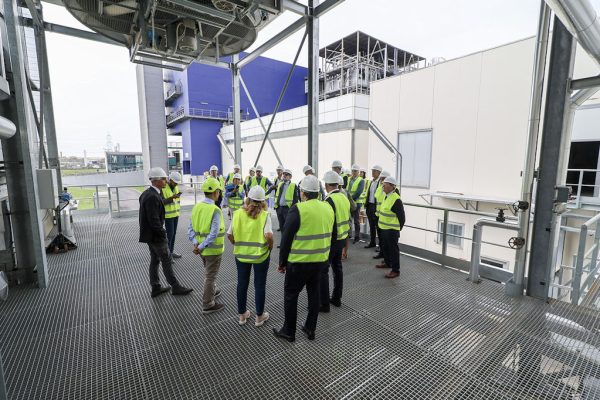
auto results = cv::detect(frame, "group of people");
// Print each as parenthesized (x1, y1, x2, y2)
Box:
(138, 161, 405, 342)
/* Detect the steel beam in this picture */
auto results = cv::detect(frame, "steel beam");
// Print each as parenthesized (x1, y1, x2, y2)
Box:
(231, 54, 242, 169)
(237, 16, 306, 69)
(570, 75, 600, 90)
(527, 17, 576, 300)
(282, 0, 308, 15)
(21, 17, 120, 45)
(314, 0, 345, 17)
(238, 74, 284, 166)
(307, 0, 319, 174)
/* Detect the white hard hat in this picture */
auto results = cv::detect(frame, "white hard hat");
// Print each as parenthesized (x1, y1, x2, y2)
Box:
(233, 173, 242, 180)
(210, 165, 218, 172)
(383, 176, 397, 186)
(233, 164, 240, 169)
(343, 168, 351, 175)
(255, 165, 263, 172)
(331, 160, 342, 168)
(323, 170, 340, 184)
(250, 167, 256, 172)
(248, 186, 266, 201)
(283, 169, 292, 175)
(276, 165, 284, 171)
(300, 175, 320, 193)
(148, 167, 168, 179)
(360, 168, 366, 173)
(338, 175, 344, 185)
(372, 165, 383, 172)
(351, 164, 360, 171)
(303, 165, 313, 174)
(169, 171, 182, 184)
(380, 170, 390, 178)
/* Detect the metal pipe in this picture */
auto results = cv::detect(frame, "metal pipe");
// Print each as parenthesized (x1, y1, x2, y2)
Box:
(254, 30, 307, 167)
(470, 218, 519, 283)
(514, 1, 551, 292)
(307, 0, 319, 173)
(368, 121, 403, 194)
(231, 54, 242, 169)
(0, 116, 16, 139)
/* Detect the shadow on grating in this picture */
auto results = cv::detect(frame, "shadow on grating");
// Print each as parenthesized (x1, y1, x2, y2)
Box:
(0, 211, 599, 399)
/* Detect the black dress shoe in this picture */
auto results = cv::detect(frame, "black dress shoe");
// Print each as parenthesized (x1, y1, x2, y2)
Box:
(301, 325, 315, 340)
(330, 298, 341, 307)
(373, 253, 383, 259)
(171, 252, 182, 259)
(151, 286, 171, 298)
(353, 238, 360, 244)
(364, 244, 376, 249)
(272, 327, 295, 342)
(319, 305, 330, 313)
(171, 285, 193, 296)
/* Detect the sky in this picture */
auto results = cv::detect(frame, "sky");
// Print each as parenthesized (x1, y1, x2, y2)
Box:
(40, 0, 596, 157)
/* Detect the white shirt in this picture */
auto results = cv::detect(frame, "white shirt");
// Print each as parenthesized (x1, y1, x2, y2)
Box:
(368, 179, 379, 203)
(227, 212, 273, 235)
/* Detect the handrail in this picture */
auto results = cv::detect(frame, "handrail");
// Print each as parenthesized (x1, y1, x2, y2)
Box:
(166, 106, 251, 125)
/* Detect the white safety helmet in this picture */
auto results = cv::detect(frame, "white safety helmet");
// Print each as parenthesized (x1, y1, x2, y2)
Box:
(210, 165, 218, 172)
(250, 167, 256, 172)
(372, 165, 383, 172)
(380, 170, 390, 179)
(276, 165, 284, 171)
(331, 160, 343, 168)
(338, 175, 344, 185)
(323, 170, 340, 184)
(351, 164, 360, 171)
(283, 169, 292, 176)
(360, 168, 366, 173)
(233, 164, 240, 170)
(248, 186, 266, 202)
(255, 165, 264, 172)
(343, 168, 351, 175)
(169, 171, 182, 184)
(383, 176, 397, 186)
(233, 173, 242, 180)
(300, 175, 320, 193)
(148, 167, 168, 179)
(303, 165, 313, 174)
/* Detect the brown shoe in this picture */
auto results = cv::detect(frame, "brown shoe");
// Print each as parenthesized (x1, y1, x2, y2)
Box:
(385, 271, 400, 279)
(375, 263, 389, 269)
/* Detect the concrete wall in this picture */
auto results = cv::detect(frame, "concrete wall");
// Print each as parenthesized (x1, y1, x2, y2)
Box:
(62, 170, 145, 187)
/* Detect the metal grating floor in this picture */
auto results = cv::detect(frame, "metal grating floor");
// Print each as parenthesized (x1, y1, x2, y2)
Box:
(1, 211, 600, 399)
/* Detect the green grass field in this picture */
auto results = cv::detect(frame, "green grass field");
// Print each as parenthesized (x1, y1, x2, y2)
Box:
(68, 187, 97, 210)
(61, 168, 103, 176)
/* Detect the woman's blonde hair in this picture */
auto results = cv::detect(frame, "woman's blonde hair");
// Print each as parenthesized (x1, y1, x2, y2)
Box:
(244, 198, 267, 219)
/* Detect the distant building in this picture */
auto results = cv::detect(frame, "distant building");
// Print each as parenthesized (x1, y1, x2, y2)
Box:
(105, 151, 143, 173)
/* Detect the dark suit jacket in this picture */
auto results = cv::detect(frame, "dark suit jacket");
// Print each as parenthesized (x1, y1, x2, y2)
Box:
(139, 187, 167, 243)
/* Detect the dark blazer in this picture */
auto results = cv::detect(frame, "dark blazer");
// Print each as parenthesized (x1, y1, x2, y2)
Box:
(139, 187, 167, 243)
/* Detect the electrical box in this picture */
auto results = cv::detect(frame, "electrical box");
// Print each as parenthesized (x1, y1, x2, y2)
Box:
(36, 169, 58, 209)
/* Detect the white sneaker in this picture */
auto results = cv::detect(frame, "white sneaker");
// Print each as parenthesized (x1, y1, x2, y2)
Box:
(239, 310, 251, 325)
(255, 312, 270, 327)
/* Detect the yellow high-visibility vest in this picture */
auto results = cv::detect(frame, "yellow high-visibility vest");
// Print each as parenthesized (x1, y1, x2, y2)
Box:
(191, 202, 225, 256)
(274, 181, 296, 209)
(162, 184, 180, 219)
(378, 192, 401, 231)
(232, 210, 270, 264)
(288, 199, 334, 263)
(328, 192, 351, 240)
(228, 185, 244, 211)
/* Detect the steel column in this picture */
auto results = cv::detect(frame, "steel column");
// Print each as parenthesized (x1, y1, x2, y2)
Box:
(527, 17, 576, 300)
(307, 0, 319, 174)
(231, 54, 242, 169)
(2, 0, 49, 287)
(513, 1, 551, 296)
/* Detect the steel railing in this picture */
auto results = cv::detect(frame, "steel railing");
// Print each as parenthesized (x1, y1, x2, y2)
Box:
(566, 168, 600, 208)
(166, 106, 251, 125)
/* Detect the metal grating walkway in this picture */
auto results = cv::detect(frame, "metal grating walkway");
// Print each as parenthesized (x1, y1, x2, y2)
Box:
(1, 211, 600, 399)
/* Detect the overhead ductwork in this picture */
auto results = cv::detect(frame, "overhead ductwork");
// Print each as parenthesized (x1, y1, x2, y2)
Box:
(62, 0, 284, 69)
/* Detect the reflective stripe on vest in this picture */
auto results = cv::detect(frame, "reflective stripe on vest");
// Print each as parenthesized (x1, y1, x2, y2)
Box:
(375, 185, 386, 217)
(328, 192, 351, 241)
(162, 185, 180, 219)
(289, 200, 334, 263)
(347, 176, 364, 206)
(274, 182, 296, 209)
(233, 209, 270, 264)
(250, 176, 268, 190)
(359, 179, 370, 205)
(191, 202, 225, 255)
(378, 192, 401, 231)
(228, 185, 244, 211)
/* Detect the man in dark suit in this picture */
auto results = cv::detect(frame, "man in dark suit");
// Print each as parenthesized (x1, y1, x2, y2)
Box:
(139, 167, 193, 298)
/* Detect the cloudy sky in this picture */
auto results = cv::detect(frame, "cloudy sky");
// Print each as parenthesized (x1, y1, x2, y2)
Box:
(41, 0, 594, 157)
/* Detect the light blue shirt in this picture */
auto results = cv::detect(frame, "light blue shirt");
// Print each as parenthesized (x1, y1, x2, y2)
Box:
(188, 198, 221, 249)
(279, 181, 290, 206)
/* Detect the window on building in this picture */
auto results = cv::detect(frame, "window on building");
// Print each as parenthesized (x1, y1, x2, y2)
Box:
(436, 220, 464, 248)
(397, 130, 432, 188)
(480, 257, 509, 270)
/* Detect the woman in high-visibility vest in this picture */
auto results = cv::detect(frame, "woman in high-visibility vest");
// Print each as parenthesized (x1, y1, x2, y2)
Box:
(227, 185, 274, 326)
(224, 173, 245, 218)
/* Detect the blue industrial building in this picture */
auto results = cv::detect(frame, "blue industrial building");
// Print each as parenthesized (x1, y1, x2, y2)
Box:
(164, 55, 308, 176)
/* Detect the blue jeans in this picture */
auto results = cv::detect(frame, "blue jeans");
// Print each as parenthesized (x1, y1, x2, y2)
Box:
(164, 217, 178, 254)
(236, 256, 270, 316)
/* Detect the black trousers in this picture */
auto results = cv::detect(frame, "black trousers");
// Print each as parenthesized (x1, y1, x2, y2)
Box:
(381, 229, 400, 273)
(148, 240, 180, 288)
(282, 262, 326, 336)
(320, 239, 345, 306)
(350, 205, 362, 240)
(276, 206, 289, 231)
(365, 203, 378, 245)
